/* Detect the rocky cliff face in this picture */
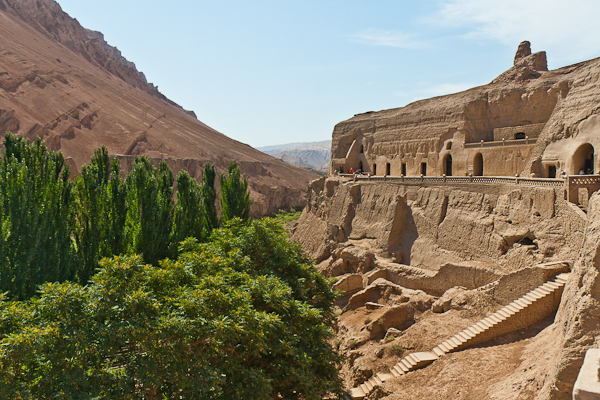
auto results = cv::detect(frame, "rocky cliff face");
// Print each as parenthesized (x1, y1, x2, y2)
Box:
(0, 0, 319, 215)
(330, 41, 600, 179)
(290, 176, 590, 396)
(292, 177, 584, 272)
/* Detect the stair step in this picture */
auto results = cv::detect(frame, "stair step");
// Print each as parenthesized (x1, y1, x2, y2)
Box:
(443, 340, 458, 350)
(391, 364, 404, 376)
(495, 309, 511, 318)
(475, 321, 491, 330)
(449, 337, 463, 347)
(401, 358, 414, 370)
(465, 326, 480, 336)
(485, 315, 502, 324)
(377, 373, 392, 382)
(373, 375, 383, 385)
(397, 362, 410, 373)
(516, 297, 532, 306)
(457, 332, 471, 341)
(433, 346, 446, 357)
(364, 381, 373, 391)
(505, 304, 521, 313)
(544, 282, 561, 290)
(406, 354, 419, 365)
(523, 293, 541, 302)
(350, 387, 366, 399)
(532, 288, 551, 296)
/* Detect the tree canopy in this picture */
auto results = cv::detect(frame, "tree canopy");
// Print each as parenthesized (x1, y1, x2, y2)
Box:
(0, 219, 343, 399)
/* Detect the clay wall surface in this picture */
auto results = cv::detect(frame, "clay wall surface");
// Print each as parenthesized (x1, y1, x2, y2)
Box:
(291, 177, 585, 273)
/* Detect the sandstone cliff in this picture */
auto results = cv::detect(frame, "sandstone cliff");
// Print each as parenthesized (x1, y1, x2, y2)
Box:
(331, 41, 600, 180)
(0, 0, 319, 215)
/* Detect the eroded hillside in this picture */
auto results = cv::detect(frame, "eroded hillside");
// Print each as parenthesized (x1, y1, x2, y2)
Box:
(0, 0, 319, 215)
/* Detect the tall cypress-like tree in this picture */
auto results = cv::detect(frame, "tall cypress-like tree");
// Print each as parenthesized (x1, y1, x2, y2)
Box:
(201, 162, 219, 232)
(72, 147, 126, 283)
(172, 170, 204, 251)
(0, 133, 74, 299)
(219, 160, 252, 223)
(124, 157, 174, 265)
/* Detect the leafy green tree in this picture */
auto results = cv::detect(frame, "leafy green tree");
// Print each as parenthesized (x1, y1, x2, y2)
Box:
(0, 133, 74, 299)
(72, 147, 127, 283)
(0, 219, 343, 399)
(172, 170, 204, 251)
(219, 160, 252, 223)
(201, 162, 219, 231)
(124, 157, 174, 265)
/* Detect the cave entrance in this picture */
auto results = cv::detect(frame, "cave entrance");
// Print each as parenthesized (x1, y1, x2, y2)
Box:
(444, 154, 452, 176)
(386, 163, 391, 176)
(373, 164, 377, 175)
(473, 153, 483, 176)
(358, 161, 363, 172)
(572, 143, 594, 174)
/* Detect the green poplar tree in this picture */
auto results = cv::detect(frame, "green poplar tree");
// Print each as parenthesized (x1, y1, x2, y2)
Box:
(0, 133, 74, 299)
(172, 170, 204, 251)
(72, 147, 126, 283)
(124, 157, 174, 265)
(219, 160, 252, 223)
(201, 162, 219, 231)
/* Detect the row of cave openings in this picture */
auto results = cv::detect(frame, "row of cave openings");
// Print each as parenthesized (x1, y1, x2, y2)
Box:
(354, 143, 595, 178)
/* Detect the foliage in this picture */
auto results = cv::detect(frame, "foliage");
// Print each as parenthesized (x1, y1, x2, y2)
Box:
(219, 160, 252, 223)
(172, 169, 204, 252)
(0, 133, 74, 300)
(271, 209, 302, 229)
(72, 146, 126, 283)
(124, 157, 174, 265)
(0, 219, 344, 399)
(201, 162, 219, 232)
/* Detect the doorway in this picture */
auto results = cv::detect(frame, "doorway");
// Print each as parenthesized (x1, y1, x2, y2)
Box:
(444, 154, 452, 176)
(473, 153, 483, 176)
(572, 143, 594, 174)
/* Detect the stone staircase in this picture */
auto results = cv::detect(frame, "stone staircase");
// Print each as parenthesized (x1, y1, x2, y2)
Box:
(349, 272, 570, 399)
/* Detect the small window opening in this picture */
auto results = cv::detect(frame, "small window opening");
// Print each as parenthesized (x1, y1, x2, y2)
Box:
(446, 142, 452, 150)
(359, 144, 364, 153)
(515, 132, 526, 139)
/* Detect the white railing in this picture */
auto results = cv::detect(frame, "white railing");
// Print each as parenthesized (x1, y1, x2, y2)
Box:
(338, 174, 567, 188)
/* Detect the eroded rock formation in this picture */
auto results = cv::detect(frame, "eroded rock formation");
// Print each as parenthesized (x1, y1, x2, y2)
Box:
(331, 42, 600, 182)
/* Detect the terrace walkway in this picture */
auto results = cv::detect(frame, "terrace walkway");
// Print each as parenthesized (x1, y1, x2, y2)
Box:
(337, 173, 600, 209)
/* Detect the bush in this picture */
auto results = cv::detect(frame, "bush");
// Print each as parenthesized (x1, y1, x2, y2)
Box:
(0, 219, 344, 399)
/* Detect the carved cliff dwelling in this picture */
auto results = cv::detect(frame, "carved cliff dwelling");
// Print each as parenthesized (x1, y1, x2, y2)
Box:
(331, 41, 598, 181)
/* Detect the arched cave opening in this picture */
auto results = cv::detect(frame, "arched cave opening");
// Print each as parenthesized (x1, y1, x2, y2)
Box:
(515, 132, 526, 139)
(572, 143, 595, 174)
(473, 153, 483, 176)
(444, 154, 452, 176)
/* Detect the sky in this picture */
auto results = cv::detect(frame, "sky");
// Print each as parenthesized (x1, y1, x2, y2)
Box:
(55, 0, 600, 148)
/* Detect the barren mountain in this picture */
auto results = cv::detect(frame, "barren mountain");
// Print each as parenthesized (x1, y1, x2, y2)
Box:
(258, 140, 331, 173)
(0, 0, 319, 215)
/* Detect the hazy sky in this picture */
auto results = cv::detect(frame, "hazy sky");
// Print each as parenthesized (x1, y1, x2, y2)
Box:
(56, 0, 600, 148)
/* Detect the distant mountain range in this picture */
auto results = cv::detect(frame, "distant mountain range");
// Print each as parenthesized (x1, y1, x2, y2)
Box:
(257, 140, 331, 173)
